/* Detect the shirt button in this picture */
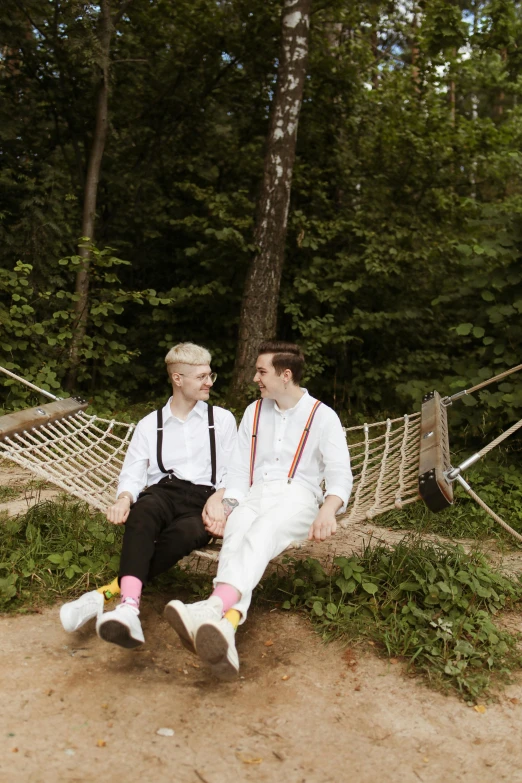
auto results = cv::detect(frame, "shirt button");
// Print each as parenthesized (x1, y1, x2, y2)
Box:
(276, 458, 279, 461)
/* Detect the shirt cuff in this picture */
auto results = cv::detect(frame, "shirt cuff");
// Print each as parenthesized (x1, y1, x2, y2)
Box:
(117, 485, 141, 505)
(324, 487, 349, 515)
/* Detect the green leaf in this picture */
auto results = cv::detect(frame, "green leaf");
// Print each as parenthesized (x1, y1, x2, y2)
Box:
(399, 581, 422, 592)
(455, 323, 472, 336)
(362, 582, 379, 595)
(312, 601, 323, 616)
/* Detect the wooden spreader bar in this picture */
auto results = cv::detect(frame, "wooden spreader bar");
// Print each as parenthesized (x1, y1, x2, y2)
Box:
(0, 397, 89, 442)
(418, 390, 453, 512)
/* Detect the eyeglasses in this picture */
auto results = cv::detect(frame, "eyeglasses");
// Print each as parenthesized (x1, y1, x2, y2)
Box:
(176, 372, 217, 384)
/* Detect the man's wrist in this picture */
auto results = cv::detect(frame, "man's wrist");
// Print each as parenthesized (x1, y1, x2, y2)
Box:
(222, 498, 239, 518)
(117, 493, 133, 506)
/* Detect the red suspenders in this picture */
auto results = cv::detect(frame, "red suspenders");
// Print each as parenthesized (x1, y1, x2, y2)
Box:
(249, 398, 322, 487)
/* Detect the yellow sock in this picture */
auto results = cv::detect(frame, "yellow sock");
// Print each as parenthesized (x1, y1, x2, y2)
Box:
(97, 577, 121, 601)
(224, 608, 240, 631)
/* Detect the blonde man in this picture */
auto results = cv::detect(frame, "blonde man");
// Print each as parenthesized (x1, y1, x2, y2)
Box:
(60, 343, 237, 648)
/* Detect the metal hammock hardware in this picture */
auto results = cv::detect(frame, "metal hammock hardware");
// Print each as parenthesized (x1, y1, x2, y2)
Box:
(1, 363, 521, 550)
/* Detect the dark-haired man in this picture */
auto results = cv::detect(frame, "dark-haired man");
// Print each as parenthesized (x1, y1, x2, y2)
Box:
(164, 341, 352, 678)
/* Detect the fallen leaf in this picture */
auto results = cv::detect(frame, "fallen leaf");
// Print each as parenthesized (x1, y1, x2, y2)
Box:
(474, 705, 487, 714)
(510, 698, 519, 704)
(46, 689, 54, 696)
(368, 641, 375, 646)
(11, 748, 18, 753)
(281, 675, 289, 681)
(354, 685, 361, 691)
(236, 754, 263, 765)
(156, 728, 175, 737)
(423, 757, 429, 763)
(390, 658, 399, 665)
(191, 663, 200, 669)
(183, 669, 188, 675)
(101, 703, 108, 709)
(264, 640, 274, 647)
(96, 740, 106, 747)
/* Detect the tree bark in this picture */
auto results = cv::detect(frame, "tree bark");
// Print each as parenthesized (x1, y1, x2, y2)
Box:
(66, 0, 113, 390)
(229, 0, 312, 405)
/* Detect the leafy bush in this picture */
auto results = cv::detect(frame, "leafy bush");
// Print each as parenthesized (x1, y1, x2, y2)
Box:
(271, 541, 522, 699)
(0, 498, 123, 609)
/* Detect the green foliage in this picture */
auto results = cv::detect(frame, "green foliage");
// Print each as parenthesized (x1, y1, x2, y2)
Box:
(1, 0, 522, 446)
(269, 541, 522, 699)
(0, 498, 123, 609)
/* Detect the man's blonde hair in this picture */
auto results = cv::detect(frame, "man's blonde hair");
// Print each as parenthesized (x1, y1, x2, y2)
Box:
(165, 342, 212, 378)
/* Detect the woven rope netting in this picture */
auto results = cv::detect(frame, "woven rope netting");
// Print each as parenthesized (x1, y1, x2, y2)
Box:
(342, 412, 421, 526)
(0, 411, 135, 512)
(0, 407, 421, 524)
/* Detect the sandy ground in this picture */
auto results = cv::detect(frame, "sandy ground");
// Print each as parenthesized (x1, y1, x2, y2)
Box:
(2, 465, 522, 783)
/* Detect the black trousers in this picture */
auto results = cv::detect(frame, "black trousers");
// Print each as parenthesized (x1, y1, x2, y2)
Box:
(118, 475, 213, 585)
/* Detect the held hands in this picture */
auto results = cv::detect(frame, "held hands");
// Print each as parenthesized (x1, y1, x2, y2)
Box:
(202, 490, 227, 538)
(106, 496, 131, 525)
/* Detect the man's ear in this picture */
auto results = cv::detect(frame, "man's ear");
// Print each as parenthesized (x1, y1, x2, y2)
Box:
(171, 373, 182, 389)
(283, 368, 293, 384)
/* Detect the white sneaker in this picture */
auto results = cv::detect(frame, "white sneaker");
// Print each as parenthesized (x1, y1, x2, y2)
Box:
(164, 597, 223, 655)
(195, 617, 239, 681)
(60, 590, 104, 633)
(96, 603, 145, 649)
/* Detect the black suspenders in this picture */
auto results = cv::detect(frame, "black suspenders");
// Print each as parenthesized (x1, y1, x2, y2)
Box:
(156, 404, 216, 486)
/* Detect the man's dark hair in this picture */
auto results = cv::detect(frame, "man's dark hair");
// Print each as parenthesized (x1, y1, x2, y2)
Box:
(257, 340, 305, 384)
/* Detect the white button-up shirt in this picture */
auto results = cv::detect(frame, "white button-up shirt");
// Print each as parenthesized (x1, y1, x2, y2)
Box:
(224, 390, 352, 512)
(117, 399, 237, 503)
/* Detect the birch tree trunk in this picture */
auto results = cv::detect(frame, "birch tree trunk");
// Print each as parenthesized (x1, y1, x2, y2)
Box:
(228, 0, 312, 404)
(66, 0, 113, 390)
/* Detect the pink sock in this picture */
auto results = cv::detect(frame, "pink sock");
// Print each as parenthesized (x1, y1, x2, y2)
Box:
(211, 583, 240, 613)
(120, 575, 143, 609)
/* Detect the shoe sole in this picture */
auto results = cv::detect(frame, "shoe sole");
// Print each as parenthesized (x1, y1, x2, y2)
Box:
(164, 602, 197, 655)
(196, 622, 238, 681)
(97, 619, 143, 649)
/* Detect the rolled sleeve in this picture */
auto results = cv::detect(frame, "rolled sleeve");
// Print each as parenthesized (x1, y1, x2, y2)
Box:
(116, 422, 149, 504)
(321, 413, 353, 514)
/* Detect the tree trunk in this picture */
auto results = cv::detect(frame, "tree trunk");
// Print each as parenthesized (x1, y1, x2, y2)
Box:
(66, 0, 113, 390)
(229, 0, 312, 405)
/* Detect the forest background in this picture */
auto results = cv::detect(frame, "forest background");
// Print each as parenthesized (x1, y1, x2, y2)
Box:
(1, 0, 522, 449)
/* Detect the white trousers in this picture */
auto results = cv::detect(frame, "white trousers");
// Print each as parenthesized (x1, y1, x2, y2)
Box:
(214, 480, 318, 621)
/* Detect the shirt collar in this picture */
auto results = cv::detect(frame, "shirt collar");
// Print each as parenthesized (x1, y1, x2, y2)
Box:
(274, 388, 309, 415)
(163, 398, 206, 423)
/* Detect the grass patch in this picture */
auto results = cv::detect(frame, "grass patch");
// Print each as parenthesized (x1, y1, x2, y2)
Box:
(263, 539, 522, 701)
(0, 486, 22, 503)
(376, 460, 522, 544)
(0, 498, 123, 610)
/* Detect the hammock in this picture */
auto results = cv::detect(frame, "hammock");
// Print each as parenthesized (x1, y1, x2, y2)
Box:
(1, 364, 522, 545)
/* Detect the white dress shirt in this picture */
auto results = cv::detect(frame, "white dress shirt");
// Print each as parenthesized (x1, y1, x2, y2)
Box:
(224, 390, 352, 512)
(117, 399, 237, 503)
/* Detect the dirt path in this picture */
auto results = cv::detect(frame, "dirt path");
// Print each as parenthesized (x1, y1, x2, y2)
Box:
(2, 465, 522, 783)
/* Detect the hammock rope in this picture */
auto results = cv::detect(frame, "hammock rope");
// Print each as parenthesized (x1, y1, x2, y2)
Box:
(1, 363, 521, 547)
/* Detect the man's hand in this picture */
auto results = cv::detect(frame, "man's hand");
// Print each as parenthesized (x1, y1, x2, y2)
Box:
(202, 489, 226, 537)
(106, 495, 132, 525)
(307, 494, 343, 542)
